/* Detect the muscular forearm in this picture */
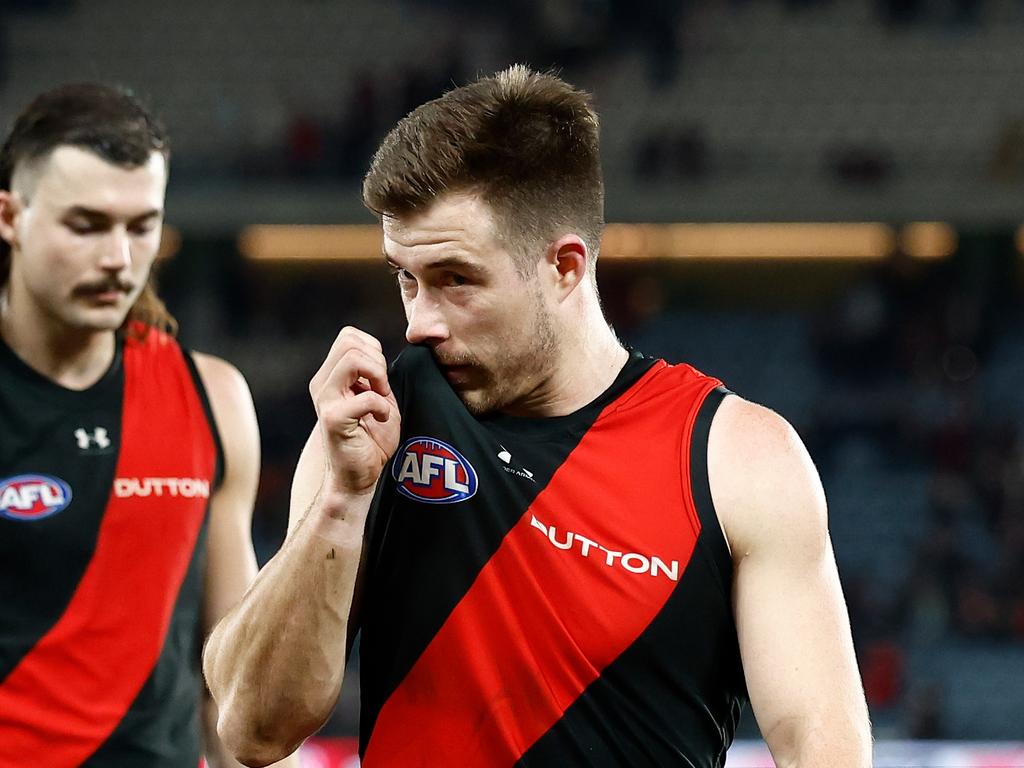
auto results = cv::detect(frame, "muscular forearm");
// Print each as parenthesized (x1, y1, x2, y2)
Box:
(765, 710, 872, 768)
(202, 491, 370, 767)
(203, 695, 246, 768)
(203, 694, 303, 768)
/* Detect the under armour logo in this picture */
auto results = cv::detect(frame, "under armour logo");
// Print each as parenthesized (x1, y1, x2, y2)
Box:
(497, 445, 534, 481)
(75, 427, 111, 451)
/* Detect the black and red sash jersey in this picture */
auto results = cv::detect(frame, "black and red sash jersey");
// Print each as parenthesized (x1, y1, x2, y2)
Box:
(0, 325, 222, 768)
(359, 345, 747, 767)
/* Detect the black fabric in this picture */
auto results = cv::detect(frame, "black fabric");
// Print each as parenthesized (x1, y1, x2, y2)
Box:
(83, 520, 208, 768)
(358, 345, 656, 752)
(518, 385, 746, 768)
(0, 333, 124, 683)
(359, 348, 747, 764)
(0, 331, 214, 765)
(181, 348, 225, 490)
(690, 386, 734, 601)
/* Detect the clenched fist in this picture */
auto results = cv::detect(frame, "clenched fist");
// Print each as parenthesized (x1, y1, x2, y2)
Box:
(310, 327, 400, 496)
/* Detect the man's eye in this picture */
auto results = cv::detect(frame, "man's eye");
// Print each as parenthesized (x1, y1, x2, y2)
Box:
(446, 273, 469, 287)
(66, 221, 97, 234)
(392, 269, 416, 289)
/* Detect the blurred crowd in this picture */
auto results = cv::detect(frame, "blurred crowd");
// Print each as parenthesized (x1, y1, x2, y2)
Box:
(812, 244, 1024, 736)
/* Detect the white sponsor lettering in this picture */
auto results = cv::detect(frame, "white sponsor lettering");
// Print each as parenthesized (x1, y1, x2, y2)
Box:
(650, 556, 679, 581)
(599, 546, 623, 567)
(621, 553, 650, 574)
(113, 477, 211, 499)
(575, 533, 598, 558)
(548, 526, 573, 550)
(530, 514, 680, 582)
(1, 483, 65, 511)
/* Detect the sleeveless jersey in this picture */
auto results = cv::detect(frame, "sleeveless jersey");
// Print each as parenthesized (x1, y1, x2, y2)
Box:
(0, 326, 221, 767)
(359, 345, 747, 767)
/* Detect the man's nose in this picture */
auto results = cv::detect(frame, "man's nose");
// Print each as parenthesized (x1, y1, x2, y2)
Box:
(405, 294, 450, 345)
(98, 227, 132, 272)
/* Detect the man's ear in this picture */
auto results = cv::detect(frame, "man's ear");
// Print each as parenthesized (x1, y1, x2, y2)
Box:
(545, 234, 588, 302)
(0, 191, 21, 251)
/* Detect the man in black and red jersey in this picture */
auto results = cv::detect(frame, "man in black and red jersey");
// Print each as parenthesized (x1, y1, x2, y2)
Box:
(0, 85, 295, 768)
(207, 67, 872, 767)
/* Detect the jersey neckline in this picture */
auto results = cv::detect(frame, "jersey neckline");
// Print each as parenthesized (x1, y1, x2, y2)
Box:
(478, 349, 660, 440)
(0, 329, 124, 404)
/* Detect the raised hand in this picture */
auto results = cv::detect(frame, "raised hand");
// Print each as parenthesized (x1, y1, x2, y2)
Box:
(309, 327, 400, 497)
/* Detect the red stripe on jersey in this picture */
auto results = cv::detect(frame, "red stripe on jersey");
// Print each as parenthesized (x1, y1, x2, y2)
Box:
(0, 329, 215, 767)
(363, 364, 720, 767)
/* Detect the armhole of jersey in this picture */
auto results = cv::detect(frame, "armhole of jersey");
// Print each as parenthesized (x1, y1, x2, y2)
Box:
(689, 385, 733, 600)
(182, 349, 226, 490)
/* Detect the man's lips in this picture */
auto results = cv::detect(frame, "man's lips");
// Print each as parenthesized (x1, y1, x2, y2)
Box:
(439, 363, 477, 385)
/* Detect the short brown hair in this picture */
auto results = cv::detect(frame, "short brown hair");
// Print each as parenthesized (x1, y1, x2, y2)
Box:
(363, 65, 604, 271)
(0, 82, 177, 337)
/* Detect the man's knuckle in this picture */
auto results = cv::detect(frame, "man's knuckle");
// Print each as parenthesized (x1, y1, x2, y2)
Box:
(318, 401, 349, 427)
(309, 373, 326, 396)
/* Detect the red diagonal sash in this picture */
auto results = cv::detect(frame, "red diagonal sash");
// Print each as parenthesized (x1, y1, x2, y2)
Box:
(0, 333, 213, 766)
(363, 371, 717, 766)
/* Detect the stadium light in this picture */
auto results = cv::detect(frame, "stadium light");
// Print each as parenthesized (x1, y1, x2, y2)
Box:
(239, 225, 382, 262)
(237, 223, 955, 262)
(898, 222, 957, 260)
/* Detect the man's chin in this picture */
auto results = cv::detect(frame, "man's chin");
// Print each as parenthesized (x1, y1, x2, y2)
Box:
(455, 387, 497, 417)
(66, 307, 132, 333)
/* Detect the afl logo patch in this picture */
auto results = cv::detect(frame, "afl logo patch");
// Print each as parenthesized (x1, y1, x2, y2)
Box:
(0, 474, 73, 521)
(393, 436, 478, 504)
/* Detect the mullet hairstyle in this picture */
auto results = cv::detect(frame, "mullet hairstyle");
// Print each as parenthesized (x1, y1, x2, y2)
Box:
(362, 65, 604, 277)
(0, 82, 177, 337)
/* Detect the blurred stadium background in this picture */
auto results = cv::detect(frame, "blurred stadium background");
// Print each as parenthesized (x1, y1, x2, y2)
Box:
(4, 0, 1023, 764)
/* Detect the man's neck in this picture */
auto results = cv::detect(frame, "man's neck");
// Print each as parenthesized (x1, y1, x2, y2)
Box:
(503, 305, 630, 419)
(0, 292, 117, 391)
(547, 323, 629, 416)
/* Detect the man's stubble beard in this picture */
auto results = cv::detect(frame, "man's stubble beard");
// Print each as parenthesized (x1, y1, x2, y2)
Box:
(459, 291, 559, 417)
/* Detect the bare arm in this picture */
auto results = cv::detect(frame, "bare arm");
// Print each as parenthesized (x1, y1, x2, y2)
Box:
(708, 396, 872, 768)
(202, 328, 400, 767)
(191, 353, 299, 768)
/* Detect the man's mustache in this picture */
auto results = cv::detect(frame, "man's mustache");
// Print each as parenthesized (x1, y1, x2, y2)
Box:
(432, 351, 481, 368)
(74, 278, 136, 295)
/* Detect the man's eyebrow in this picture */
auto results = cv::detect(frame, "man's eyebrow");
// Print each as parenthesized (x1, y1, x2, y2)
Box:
(422, 256, 484, 273)
(63, 206, 163, 221)
(383, 254, 485, 275)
